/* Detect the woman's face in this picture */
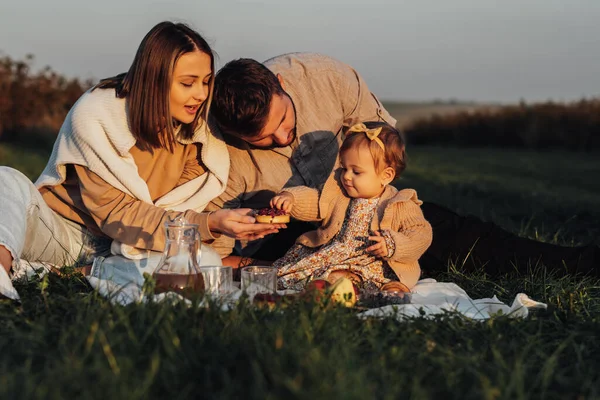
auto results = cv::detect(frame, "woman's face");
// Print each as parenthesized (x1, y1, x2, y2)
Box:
(169, 50, 212, 125)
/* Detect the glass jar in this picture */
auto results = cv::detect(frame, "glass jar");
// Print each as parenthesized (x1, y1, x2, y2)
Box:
(152, 220, 204, 299)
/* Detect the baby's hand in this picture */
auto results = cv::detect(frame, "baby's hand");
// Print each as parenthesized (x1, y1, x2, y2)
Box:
(366, 230, 388, 258)
(270, 191, 295, 213)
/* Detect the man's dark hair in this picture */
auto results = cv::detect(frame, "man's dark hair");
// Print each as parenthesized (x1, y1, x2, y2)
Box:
(211, 58, 285, 138)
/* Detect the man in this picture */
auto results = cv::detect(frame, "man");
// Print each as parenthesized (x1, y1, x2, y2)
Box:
(208, 52, 598, 277)
(207, 53, 395, 262)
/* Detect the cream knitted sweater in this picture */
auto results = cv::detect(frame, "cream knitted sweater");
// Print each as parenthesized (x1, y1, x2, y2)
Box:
(35, 88, 229, 256)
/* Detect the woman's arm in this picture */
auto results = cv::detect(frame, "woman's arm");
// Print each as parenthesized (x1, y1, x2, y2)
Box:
(75, 164, 214, 251)
(75, 165, 282, 251)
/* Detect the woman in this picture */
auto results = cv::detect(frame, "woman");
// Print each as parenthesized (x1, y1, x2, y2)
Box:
(0, 21, 282, 300)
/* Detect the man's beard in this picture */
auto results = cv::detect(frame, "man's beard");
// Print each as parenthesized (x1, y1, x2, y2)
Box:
(267, 126, 297, 149)
(245, 93, 298, 150)
(264, 95, 298, 149)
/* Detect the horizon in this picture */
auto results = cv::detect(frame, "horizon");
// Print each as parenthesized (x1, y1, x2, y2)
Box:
(1, 0, 599, 103)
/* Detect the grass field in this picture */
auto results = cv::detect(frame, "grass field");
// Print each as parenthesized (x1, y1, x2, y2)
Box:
(400, 146, 600, 247)
(0, 143, 51, 182)
(1, 143, 599, 399)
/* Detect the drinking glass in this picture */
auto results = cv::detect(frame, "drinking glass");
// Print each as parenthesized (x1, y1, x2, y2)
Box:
(240, 266, 277, 297)
(199, 266, 233, 297)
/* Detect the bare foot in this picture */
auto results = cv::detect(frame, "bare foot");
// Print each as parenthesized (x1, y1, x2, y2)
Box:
(48, 265, 92, 277)
(78, 265, 92, 276)
(0, 246, 19, 300)
(0, 245, 14, 274)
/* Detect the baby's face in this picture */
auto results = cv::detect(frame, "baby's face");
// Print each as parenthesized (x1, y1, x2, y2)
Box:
(339, 145, 387, 199)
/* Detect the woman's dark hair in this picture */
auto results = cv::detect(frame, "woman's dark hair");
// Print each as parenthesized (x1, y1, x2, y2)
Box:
(95, 21, 214, 151)
(210, 58, 285, 138)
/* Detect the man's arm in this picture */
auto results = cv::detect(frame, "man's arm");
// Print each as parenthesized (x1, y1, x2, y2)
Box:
(206, 169, 245, 211)
(341, 66, 397, 128)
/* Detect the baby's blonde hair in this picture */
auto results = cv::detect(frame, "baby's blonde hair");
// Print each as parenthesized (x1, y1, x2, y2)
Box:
(340, 121, 407, 177)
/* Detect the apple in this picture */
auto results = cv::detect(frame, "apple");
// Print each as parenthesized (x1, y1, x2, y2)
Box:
(305, 279, 332, 291)
(253, 293, 283, 310)
(302, 279, 332, 303)
(330, 277, 358, 307)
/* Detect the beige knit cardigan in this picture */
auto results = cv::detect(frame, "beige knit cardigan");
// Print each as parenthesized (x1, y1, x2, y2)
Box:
(283, 169, 433, 288)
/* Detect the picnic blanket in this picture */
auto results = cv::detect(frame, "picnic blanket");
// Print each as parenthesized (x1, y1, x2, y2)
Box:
(0, 243, 223, 302)
(2, 256, 547, 320)
(356, 279, 547, 320)
(84, 259, 547, 320)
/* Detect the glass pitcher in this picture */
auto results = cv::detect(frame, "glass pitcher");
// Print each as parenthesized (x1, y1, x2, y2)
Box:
(152, 219, 205, 299)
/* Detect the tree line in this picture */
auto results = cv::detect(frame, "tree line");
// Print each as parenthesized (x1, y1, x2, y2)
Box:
(0, 53, 92, 150)
(404, 99, 600, 152)
(1, 53, 599, 152)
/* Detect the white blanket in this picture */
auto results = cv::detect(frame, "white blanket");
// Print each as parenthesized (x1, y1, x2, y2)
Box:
(357, 279, 547, 320)
(84, 272, 547, 320)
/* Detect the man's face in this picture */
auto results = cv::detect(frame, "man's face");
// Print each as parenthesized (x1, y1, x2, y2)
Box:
(243, 93, 297, 149)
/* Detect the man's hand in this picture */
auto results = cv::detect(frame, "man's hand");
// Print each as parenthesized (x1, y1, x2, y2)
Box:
(366, 230, 388, 258)
(270, 191, 295, 213)
(208, 209, 286, 241)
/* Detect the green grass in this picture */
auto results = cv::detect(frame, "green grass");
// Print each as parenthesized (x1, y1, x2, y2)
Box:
(0, 143, 50, 181)
(1, 144, 600, 399)
(2, 269, 599, 399)
(398, 146, 600, 246)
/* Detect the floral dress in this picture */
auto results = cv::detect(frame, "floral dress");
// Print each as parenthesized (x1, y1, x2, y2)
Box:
(274, 197, 397, 291)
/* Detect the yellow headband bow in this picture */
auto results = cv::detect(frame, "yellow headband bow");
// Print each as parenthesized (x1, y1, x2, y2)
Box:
(347, 123, 385, 151)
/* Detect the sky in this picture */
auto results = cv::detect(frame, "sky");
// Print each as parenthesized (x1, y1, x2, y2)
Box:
(1, 0, 599, 103)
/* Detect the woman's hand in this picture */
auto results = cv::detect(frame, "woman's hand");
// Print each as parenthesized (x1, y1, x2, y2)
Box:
(270, 191, 295, 213)
(366, 230, 389, 258)
(208, 209, 285, 241)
